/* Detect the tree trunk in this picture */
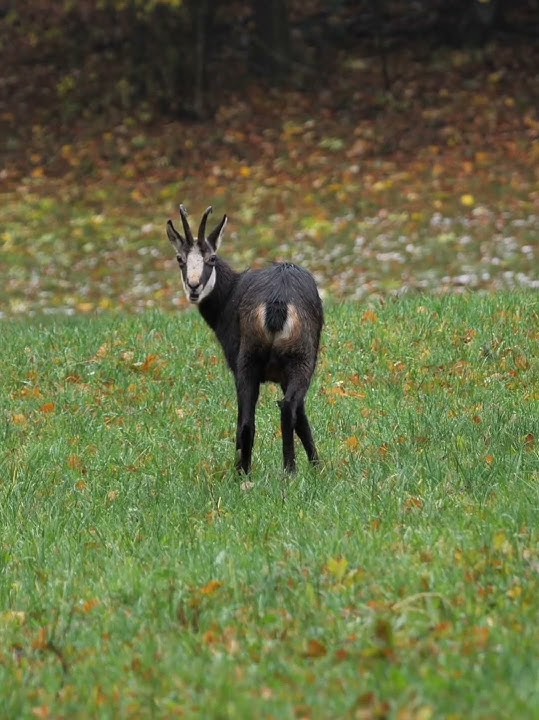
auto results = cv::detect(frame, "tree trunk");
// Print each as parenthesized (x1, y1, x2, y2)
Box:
(251, 0, 291, 81)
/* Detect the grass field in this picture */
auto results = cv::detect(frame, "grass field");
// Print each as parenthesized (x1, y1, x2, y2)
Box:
(1, 293, 538, 719)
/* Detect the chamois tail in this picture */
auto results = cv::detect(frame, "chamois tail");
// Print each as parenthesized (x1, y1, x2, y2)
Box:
(265, 300, 288, 333)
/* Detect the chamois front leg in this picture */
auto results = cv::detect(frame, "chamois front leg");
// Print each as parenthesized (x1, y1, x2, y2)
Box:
(235, 360, 260, 474)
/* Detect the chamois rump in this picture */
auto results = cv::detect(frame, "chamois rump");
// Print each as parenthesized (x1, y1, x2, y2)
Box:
(166, 205, 323, 474)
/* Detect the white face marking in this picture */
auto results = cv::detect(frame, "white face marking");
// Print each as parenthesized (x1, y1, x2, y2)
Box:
(181, 244, 217, 304)
(186, 246, 204, 288)
(197, 267, 216, 302)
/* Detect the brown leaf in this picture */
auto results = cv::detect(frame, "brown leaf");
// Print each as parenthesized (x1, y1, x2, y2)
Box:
(303, 639, 327, 658)
(404, 496, 424, 512)
(362, 309, 379, 324)
(19, 386, 42, 399)
(68, 455, 83, 470)
(32, 627, 48, 651)
(81, 598, 100, 614)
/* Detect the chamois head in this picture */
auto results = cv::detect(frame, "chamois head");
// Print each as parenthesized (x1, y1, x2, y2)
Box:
(167, 205, 228, 304)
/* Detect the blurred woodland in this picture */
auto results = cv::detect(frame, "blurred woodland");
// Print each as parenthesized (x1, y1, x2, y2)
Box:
(0, 0, 538, 315)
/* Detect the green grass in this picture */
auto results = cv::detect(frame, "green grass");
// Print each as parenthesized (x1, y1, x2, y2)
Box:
(1, 294, 538, 719)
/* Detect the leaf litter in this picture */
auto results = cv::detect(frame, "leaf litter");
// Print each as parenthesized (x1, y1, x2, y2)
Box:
(1, 34, 538, 318)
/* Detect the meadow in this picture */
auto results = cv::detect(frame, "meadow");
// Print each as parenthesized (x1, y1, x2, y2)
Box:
(1, 292, 538, 719)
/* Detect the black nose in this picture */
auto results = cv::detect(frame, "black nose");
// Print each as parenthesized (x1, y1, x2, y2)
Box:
(187, 280, 199, 290)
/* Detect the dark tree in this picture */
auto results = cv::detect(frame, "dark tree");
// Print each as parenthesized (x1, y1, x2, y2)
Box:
(250, 0, 291, 80)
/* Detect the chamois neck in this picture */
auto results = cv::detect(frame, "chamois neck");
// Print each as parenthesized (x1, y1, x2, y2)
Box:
(198, 256, 240, 328)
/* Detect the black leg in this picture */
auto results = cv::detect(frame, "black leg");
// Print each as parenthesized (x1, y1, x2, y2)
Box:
(295, 400, 319, 465)
(235, 362, 260, 474)
(279, 398, 297, 472)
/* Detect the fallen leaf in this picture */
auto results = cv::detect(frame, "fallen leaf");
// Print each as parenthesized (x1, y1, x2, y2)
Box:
(201, 580, 222, 597)
(0, 611, 26, 625)
(362, 309, 379, 324)
(345, 436, 360, 451)
(303, 639, 327, 658)
(404, 496, 424, 512)
(68, 455, 83, 470)
(325, 556, 349, 581)
(31, 707, 51, 720)
(81, 598, 100, 614)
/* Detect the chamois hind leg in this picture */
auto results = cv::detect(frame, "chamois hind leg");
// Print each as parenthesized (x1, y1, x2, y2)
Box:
(279, 374, 311, 473)
(295, 399, 319, 465)
(235, 361, 260, 474)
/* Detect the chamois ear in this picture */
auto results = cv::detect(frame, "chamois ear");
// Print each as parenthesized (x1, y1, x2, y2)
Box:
(206, 214, 228, 253)
(166, 220, 184, 252)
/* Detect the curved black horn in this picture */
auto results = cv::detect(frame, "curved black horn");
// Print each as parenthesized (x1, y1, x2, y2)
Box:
(179, 204, 194, 245)
(198, 206, 213, 242)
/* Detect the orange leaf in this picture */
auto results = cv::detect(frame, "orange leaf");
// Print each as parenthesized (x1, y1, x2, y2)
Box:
(345, 436, 360, 451)
(32, 627, 48, 651)
(203, 629, 219, 645)
(404, 496, 424, 512)
(12, 413, 28, 426)
(471, 626, 490, 649)
(81, 598, 100, 614)
(31, 707, 51, 720)
(304, 639, 327, 658)
(76, 302, 94, 313)
(201, 580, 222, 597)
(68, 455, 83, 470)
(362, 309, 378, 324)
(525, 433, 535, 450)
(41, 403, 56, 414)
(20, 386, 42, 399)
(142, 354, 158, 371)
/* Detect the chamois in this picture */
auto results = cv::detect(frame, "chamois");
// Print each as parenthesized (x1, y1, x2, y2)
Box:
(166, 205, 324, 474)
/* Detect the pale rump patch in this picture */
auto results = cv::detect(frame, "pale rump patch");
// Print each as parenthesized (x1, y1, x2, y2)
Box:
(245, 303, 301, 347)
(274, 304, 300, 346)
(255, 304, 267, 331)
(244, 303, 271, 343)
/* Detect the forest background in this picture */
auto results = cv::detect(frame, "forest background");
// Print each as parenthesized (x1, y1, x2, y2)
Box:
(1, 0, 537, 315)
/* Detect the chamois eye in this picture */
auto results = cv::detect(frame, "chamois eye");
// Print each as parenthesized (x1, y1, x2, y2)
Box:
(206, 255, 216, 266)
(177, 256, 186, 268)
